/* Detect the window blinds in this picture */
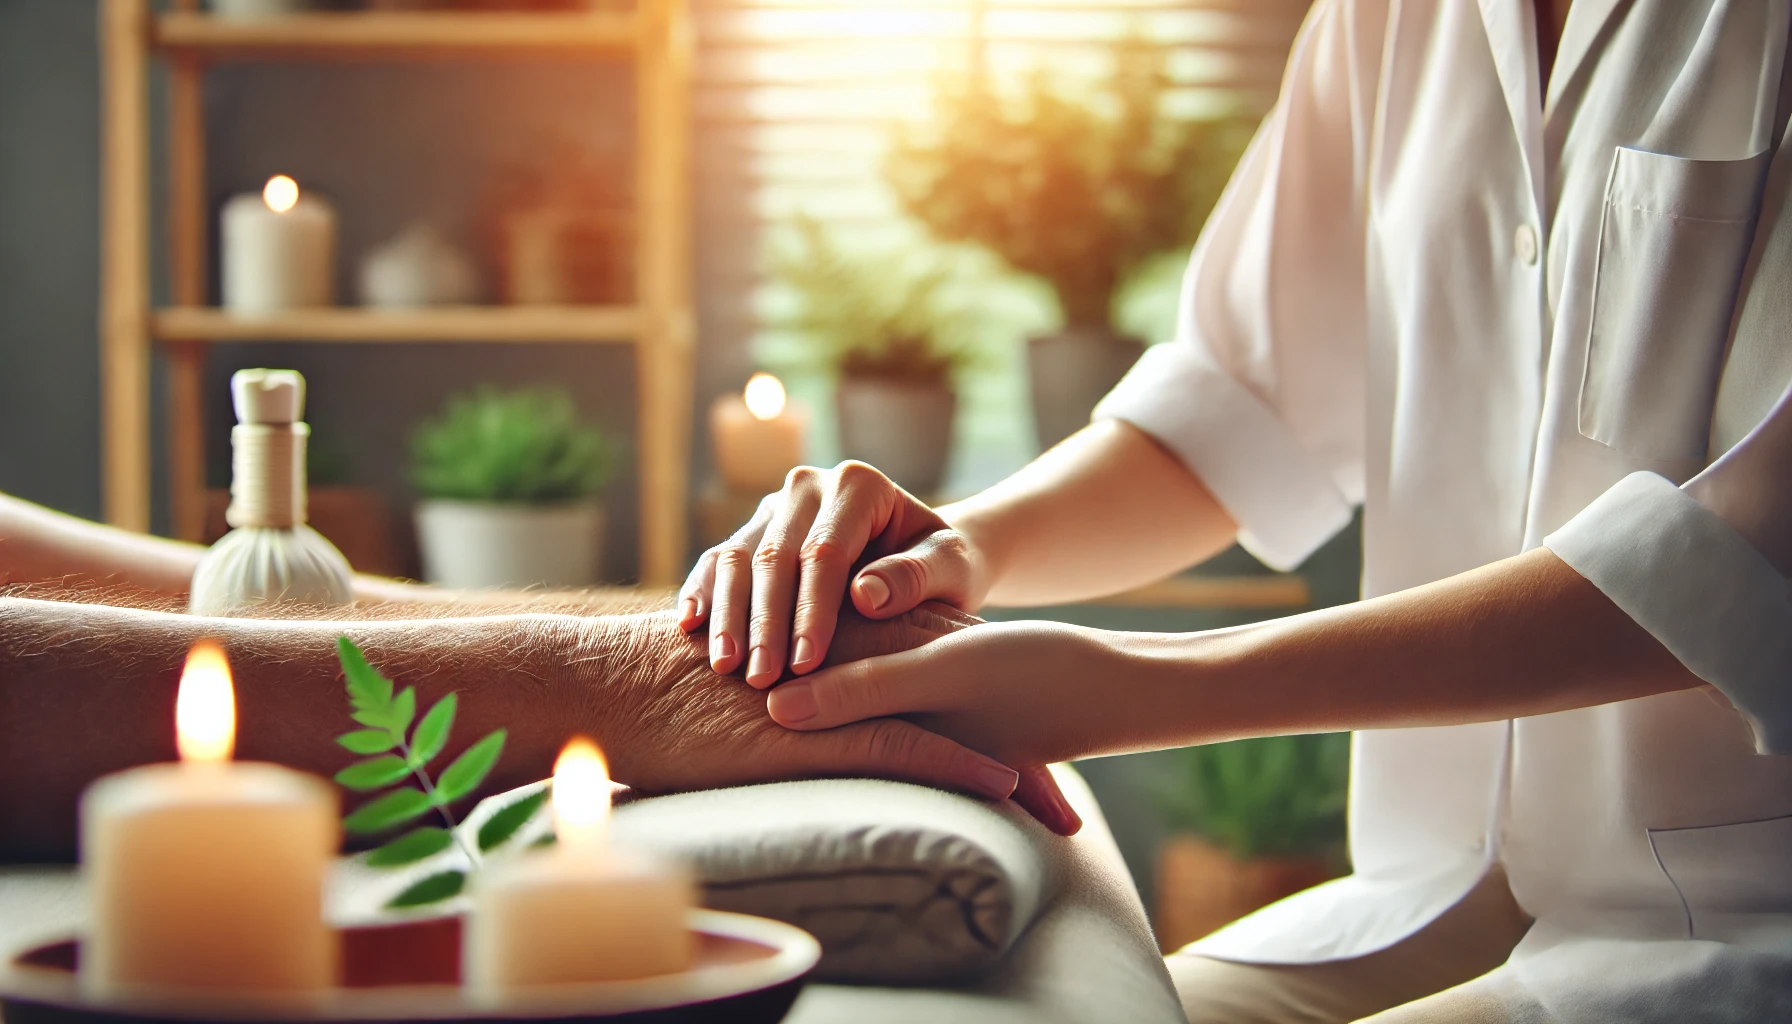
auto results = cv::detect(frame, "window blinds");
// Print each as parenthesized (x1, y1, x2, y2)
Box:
(691, 0, 1312, 489)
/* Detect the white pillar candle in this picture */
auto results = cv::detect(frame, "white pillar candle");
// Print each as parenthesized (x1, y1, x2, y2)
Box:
(711, 373, 809, 493)
(465, 738, 694, 998)
(80, 641, 339, 1001)
(222, 175, 337, 315)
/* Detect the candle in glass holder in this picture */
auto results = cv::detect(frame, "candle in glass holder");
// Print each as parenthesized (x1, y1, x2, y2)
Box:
(711, 373, 808, 493)
(465, 738, 694, 997)
(80, 641, 338, 1001)
(222, 175, 337, 314)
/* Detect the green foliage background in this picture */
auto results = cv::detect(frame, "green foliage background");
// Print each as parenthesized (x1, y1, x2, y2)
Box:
(887, 36, 1256, 332)
(1156, 733, 1351, 861)
(411, 386, 613, 504)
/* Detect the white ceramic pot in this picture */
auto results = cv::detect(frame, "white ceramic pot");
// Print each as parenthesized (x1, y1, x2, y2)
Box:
(414, 499, 604, 590)
(1027, 328, 1145, 451)
(835, 377, 956, 497)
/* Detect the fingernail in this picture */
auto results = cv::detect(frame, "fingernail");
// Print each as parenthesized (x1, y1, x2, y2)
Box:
(791, 636, 816, 670)
(679, 597, 699, 628)
(769, 682, 818, 724)
(710, 632, 736, 668)
(967, 757, 1020, 800)
(855, 574, 891, 611)
(747, 646, 776, 683)
(1052, 789, 1083, 835)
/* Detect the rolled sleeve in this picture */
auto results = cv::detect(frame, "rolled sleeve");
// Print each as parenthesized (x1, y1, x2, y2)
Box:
(1544, 471, 1792, 754)
(1095, 343, 1353, 571)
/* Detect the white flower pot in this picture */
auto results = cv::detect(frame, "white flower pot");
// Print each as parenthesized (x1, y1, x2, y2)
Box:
(836, 377, 957, 497)
(414, 499, 605, 590)
(1027, 328, 1145, 451)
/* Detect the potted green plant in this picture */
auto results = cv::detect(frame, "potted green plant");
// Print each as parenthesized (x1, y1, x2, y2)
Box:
(1152, 733, 1350, 952)
(768, 217, 985, 496)
(887, 37, 1254, 451)
(411, 386, 615, 589)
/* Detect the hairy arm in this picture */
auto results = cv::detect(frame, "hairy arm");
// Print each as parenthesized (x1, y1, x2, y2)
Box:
(0, 490, 670, 613)
(0, 598, 1023, 862)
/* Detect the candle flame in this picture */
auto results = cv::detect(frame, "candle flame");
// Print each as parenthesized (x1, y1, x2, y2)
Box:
(262, 175, 300, 214)
(743, 373, 786, 421)
(176, 641, 236, 764)
(552, 736, 609, 848)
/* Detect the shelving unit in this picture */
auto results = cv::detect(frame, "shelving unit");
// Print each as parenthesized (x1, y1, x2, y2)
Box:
(99, 0, 694, 586)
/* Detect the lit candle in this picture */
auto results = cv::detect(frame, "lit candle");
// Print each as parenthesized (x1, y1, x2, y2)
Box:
(710, 373, 809, 493)
(465, 738, 695, 997)
(80, 642, 338, 1001)
(221, 175, 337, 314)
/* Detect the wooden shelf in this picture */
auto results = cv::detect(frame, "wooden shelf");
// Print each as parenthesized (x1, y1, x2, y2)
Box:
(152, 305, 642, 343)
(152, 10, 640, 61)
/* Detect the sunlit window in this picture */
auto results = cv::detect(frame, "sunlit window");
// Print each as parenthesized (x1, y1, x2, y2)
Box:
(695, 0, 1310, 492)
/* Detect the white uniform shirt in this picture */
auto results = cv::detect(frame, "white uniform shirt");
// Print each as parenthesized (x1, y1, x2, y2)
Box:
(1096, 0, 1792, 1015)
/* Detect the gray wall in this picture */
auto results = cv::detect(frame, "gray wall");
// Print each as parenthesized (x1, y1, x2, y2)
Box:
(1, 0, 106, 522)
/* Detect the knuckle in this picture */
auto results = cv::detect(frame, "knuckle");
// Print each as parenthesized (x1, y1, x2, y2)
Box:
(714, 545, 753, 574)
(834, 460, 884, 487)
(928, 530, 972, 561)
(882, 554, 929, 596)
(784, 465, 820, 490)
(799, 535, 853, 565)
(747, 608, 786, 640)
(752, 540, 796, 571)
(860, 718, 922, 768)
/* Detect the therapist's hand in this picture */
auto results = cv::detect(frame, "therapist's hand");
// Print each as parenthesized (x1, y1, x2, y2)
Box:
(678, 461, 986, 688)
(765, 620, 1137, 770)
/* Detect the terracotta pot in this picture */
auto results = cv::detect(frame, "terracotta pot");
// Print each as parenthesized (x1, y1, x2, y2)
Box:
(500, 207, 633, 305)
(1026, 328, 1144, 451)
(1153, 835, 1339, 954)
(206, 486, 403, 578)
(835, 376, 956, 498)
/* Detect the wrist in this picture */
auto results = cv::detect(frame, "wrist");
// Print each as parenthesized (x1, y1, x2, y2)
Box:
(548, 610, 707, 785)
(937, 500, 1004, 609)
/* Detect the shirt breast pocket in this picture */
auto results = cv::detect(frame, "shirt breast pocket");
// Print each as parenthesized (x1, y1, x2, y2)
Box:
(1579, 147, 1770, 462)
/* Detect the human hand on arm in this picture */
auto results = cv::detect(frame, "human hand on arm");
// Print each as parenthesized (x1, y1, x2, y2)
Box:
(678, 419, 1238, 687)
(0, 597, 1079, 862)
(763, 547, 1703, 767)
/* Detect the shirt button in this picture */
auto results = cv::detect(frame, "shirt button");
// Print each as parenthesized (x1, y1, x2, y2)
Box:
(1514, 223, 1539, 266)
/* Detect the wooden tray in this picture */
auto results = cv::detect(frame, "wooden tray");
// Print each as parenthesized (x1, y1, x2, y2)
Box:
(0, 910, 817, 1024)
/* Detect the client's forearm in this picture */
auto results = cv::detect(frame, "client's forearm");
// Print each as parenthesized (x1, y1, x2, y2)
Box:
(0, 494, 201, 597)
(0, 491, 671, 614)
(0, 597, 648, 861)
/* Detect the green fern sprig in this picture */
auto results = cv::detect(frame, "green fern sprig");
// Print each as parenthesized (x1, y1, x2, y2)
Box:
(333, 637, 544, 908)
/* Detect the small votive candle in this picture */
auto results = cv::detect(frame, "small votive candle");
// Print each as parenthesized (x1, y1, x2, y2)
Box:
(222, 175, 337, 314)
(465, 738, 694, 998)
(711, 373, 808, 493)
(80, 641, 339, 1001)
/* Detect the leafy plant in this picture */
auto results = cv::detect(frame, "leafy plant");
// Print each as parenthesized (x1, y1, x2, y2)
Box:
(887, 35, 1256, 332)
(333, 637, 545, 908)
(411, 386, 613, 504)
(766, 215, 992, 384)
(1156, 733, 1351, 861)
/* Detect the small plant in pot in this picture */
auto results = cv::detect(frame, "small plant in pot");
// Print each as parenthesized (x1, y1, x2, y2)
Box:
(768, 217, 985, 497)
(411, 386, 614, 589)
(1152, 732, 1351, 953)
(887, 35, 1255, 451)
